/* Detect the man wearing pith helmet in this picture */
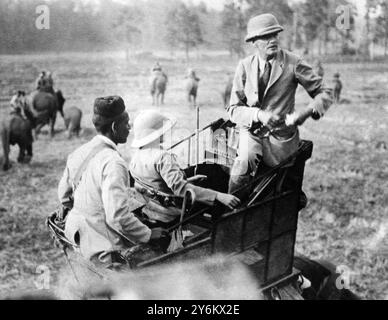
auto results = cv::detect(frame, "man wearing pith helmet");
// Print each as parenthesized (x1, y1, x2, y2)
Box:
(57, 96, 167, 268)
(129, 110, 240, 226)
(227, 13, 333, 200)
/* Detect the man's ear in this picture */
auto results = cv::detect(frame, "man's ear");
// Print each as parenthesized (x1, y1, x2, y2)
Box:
(111, 122, 117, 135)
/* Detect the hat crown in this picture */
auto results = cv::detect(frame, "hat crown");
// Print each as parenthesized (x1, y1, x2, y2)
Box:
(245, 13, 283, 42)
(94, 96, 125, 118)
(132, 110, 176, 148)
(134, 110, 168, 132)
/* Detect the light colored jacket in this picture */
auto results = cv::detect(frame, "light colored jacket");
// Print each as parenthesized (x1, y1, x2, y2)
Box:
(58, 135, 151, 264)
(228, 49, 333, 138)
(129, 148, 217, 223)
(10, 95, 26, 111)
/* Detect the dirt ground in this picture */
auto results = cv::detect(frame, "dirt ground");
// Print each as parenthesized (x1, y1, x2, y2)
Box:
(0, 51, 387, 299)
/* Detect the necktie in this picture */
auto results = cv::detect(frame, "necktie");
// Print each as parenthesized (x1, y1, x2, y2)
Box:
(259, 60, 272, 104)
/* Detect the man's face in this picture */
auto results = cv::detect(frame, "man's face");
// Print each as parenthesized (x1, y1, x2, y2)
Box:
(113, 112, 131, 144)
(252, 32, 280, 59)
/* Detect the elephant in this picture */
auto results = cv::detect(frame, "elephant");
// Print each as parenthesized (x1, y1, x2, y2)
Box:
(64, 106, 82, 139)
(28, 89, 66, 137)
(0, 112, 34, 171)
(185, 75, 200, 107)
(150, 72, 168, 106)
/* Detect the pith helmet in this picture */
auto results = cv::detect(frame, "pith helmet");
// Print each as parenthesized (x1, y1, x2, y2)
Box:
(245, 13, 284, 42)
(131, 110, 177, 148)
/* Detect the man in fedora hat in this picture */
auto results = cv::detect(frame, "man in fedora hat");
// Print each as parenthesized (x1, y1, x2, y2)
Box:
(129, 110, 240, 226)
(227, 13, 333, 200)
(58, 96, 168, 268)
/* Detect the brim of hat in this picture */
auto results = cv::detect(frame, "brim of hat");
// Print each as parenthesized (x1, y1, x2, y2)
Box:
(245, 26, 284, 42)
(131, 118, 177, 148)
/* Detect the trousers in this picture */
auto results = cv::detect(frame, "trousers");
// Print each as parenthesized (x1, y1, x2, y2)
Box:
(228, 129, 300, 200)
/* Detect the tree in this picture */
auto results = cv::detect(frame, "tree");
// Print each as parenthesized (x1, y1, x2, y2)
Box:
(165, 3, 204, 60)
(299, 0, 330, 56)
(375, 0, 388, 56)
(113, 5, 144, 61)
(220, 0, 246, 58)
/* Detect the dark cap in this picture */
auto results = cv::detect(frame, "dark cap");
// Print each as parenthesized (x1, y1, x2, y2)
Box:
(94, 96, 125, 118)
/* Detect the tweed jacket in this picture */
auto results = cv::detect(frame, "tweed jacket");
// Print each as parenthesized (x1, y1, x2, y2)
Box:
(228, 49, 333, 138)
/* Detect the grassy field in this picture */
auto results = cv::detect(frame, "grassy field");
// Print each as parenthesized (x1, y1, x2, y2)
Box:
(0, 51, 387, 299)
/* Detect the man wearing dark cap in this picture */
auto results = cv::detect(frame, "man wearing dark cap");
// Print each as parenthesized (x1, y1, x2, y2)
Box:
(58, 96, 167, 268)
(227, 13, 333, 200)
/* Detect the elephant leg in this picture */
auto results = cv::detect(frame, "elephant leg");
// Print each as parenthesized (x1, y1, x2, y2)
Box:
(161, 93, 164, 105)
(67, 122, 74, 139)
(17, 145, 25, 163)
(1, 127, 11, 171)
(156, 93, 160, 106)
(34, 123, 44, 139)
(50, 114, 57, 137)
(26, 143, 33, 157)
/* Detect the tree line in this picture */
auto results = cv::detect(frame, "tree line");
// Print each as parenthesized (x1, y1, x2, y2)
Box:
(0, 0, 387, 59)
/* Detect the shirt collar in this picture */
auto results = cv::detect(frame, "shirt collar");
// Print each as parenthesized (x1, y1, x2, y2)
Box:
(96, 134, 118, 151)
(257, 55, 274, 73)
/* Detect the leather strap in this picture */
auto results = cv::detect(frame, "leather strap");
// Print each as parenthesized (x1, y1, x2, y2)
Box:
(72, 142, 113, 193)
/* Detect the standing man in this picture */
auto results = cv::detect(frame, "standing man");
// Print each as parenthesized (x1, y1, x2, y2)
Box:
(227, 13, 333, 200)
(58, 96, 167, 268)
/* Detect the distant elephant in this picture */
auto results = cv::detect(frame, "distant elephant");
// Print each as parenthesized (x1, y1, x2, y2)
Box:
(222, 77, 233, 108)
(28, 89, 66, 137)
(0, 113, 33, 171)
(150, 72, 168, 106)
(185, 71, 200, 107)
(64, 106, 82, 139)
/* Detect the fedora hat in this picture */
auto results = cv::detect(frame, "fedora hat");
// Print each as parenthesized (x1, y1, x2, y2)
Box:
(131, 110, 177, 148)
(245, 13, 284, 42)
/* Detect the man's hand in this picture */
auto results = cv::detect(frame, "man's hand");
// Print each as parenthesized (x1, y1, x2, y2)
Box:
(216, 192, 241, 209)
(256, 110, 283, 128)
(285, 108, 314, 127)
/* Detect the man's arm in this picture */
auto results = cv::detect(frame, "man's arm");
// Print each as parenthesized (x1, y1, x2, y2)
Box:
(102, 160, 151, 244)
(157, 152, 217, 205)
(57, 164, 74, 210)
(295, 59, 333, 121)
(227, 60, 260, 128)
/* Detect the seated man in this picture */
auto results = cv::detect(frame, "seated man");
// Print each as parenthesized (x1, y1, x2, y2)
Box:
(57, 96, 167, 268)
(45, 71, 55, 94)
(10, 90, 26, 115)
(35, 71, 47, 91)
(129, 110, 241, 226)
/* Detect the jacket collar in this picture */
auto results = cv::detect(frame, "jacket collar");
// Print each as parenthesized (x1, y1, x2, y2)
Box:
(95, 135, 118, 151)
(250, 49, 285, 98)
(265, 49, 284, 96)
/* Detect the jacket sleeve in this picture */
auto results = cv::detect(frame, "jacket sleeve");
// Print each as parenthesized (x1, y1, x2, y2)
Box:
(102, 159, 151, 244)
(157, 152, 218, 206)
(227, 59, 258, 128)
(295, 59, 333, 118)
(57, 162, 74, 209)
